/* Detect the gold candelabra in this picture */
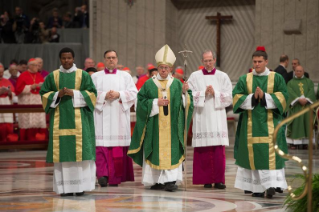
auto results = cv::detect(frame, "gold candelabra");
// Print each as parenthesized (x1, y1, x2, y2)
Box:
(273, 101, 319, 212)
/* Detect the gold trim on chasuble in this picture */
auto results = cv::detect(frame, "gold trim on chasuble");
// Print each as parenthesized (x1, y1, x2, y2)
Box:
(85, 90, 97, 108)
(42, 91, 54, 109)
(246, 72, 276, 170)
(233, 94, 244, 106)
(52, 69, 83, 162)
(145, 80, 178, 170)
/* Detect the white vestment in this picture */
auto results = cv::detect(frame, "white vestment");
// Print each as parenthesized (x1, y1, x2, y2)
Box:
(188, 69, 232, 147)
(234, 68, 288, 192)
(50, 64, 96, 194)
(92, 70, 138, 147)
(0, 95, 14, 123)
(53, 161, 96, 194)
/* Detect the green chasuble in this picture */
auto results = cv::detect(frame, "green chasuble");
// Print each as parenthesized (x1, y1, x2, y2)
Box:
(232, 72, 288, 170)
(287, 77, 316, 139)
(317, 84, 319, 100)
(40, 69, 97, 163)
(128, 77, 193, 170)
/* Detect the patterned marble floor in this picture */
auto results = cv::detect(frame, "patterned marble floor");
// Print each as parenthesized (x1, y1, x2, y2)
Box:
(0, 139, 318, 212)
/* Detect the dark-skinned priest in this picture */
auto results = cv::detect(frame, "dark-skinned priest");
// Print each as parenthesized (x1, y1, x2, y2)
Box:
(40, 47, 97, 197)
(128, 45, 194, 192)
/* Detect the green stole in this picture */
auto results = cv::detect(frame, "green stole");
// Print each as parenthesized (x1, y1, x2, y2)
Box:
(287, 77, 316, 139)
(128, 77, 193, 170)
(232, 72, 288, 170)
(40, 69, 97, 163)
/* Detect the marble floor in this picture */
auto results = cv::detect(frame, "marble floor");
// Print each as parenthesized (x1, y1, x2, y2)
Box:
(0, 140, 318, 212)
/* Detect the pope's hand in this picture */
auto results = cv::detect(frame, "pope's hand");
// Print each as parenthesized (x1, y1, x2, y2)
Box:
(158, 97, 170, 106)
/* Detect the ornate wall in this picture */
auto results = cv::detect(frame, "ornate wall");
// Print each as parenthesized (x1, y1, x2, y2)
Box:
(90, 0, 255, 81)
(255, 0, 319, 82)
(174, 0, 255, 81)
(89, 0, 176, 70)
(90, 0, 319, 82)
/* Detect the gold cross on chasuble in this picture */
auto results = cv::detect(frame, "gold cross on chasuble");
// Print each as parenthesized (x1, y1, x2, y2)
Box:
(298, 82, 304, 95)
(52, 69, 84, 162)
(246, 72, 276, 170)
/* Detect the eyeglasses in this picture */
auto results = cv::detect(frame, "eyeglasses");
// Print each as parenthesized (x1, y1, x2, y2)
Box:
(158, 66, 170, 70)
(106, 57, 117, 60)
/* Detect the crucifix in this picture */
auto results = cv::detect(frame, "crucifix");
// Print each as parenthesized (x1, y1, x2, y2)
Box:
(205, 12, 233, 67)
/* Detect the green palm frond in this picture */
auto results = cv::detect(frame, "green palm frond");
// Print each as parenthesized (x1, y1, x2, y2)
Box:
(284, 173, 319, 212)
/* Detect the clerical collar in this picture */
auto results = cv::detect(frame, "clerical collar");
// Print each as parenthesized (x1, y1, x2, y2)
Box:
(294, 75, 304, 79)
(252, 68, 270, 76)
(202, 68, 216, 75)
(156, 73, 171, 80)
(60, 63, 77, 73)
(104, 68, 117, 74)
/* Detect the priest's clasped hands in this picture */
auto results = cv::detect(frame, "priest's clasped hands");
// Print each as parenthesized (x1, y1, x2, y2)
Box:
(58, 87, 74, 97)
(105, 90, 120, 100)
(254, 86, 264, 99)
(205, 85, 214, 96)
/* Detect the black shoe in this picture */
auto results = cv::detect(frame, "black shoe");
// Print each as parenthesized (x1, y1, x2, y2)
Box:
(252, 192, 264, 197)
(266, 187, 276, 198)
(214, 183, 226, 189)
(75, 191, 85, 196)
(164, 182, 178, 192)
(109, 184, 118, 187)
(204, 184, 213, 188)
(150, 183, 165, 190)
(244, 190, 253, 194)
(275, 187, 283, 193)
(60, 193, 73, 197)
(98, 176, 108, 187)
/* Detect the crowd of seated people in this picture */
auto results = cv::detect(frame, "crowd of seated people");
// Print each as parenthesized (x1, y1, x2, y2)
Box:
(0, 57, 49, 143)
(0, 5, 89, 44)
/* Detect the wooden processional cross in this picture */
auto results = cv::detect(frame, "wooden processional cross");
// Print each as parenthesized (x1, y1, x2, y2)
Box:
(205, 12, 233, 67)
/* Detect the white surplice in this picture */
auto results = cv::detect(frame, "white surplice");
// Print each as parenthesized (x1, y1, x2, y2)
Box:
(0, 96, 14, 123)
(50, 64, 96, 194)
(53, 161, 96, 194)
(91, 70, 138, 147)
(188, 69, 232, 147)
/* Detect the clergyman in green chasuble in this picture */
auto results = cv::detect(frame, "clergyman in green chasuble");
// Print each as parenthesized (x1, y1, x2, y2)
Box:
(41, 67, 96, 163)
(286, 65, 316, 145)
(40, 47, 97, 196)
(128, 44, 193, 192)
(128, 76, 193, 169)
(232, 47, 288, 196)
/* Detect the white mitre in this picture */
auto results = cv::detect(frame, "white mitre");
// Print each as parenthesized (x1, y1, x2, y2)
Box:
(155, 44, 176, 67)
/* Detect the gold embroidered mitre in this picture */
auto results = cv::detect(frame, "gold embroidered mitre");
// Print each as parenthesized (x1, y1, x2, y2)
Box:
(155, 44, 176, 67)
